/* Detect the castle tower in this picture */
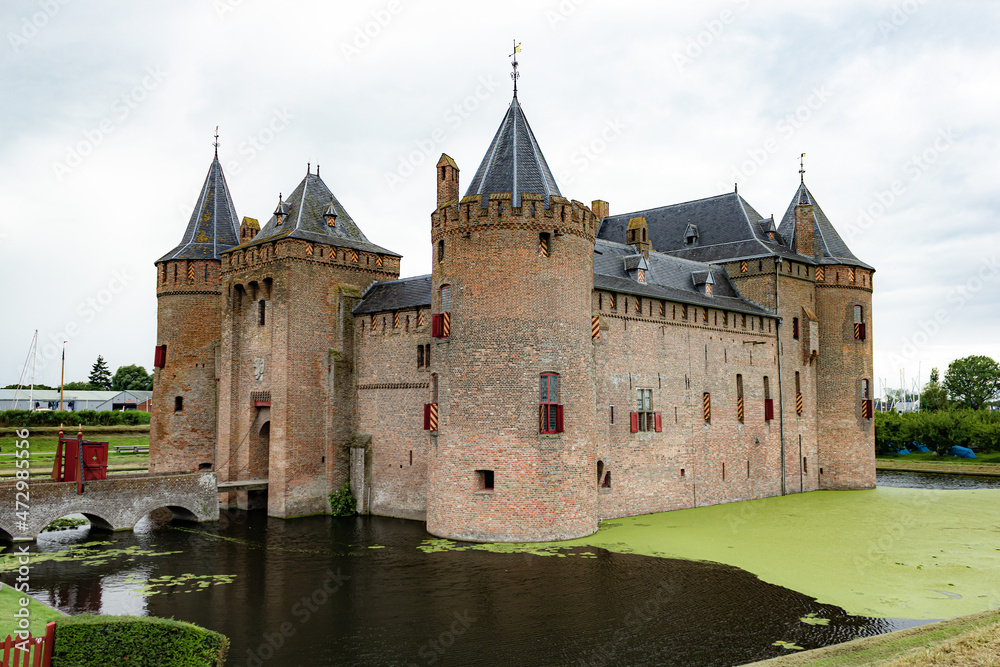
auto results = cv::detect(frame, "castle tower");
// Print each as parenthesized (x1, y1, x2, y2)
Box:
(778, 182, 875, 490)
(216, 167, 400, 516)
(151, 149, 241, 473)
(426, 92, 600, 542)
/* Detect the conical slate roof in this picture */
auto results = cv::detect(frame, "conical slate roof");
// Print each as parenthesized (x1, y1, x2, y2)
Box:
(242, 170, 399, 257)
(465, 94, 561, 208)
(158, 154, 241, 262)
(777, 182, 872, 269)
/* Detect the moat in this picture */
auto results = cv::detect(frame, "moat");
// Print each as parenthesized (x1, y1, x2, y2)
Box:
(5, 472, 1000, 666)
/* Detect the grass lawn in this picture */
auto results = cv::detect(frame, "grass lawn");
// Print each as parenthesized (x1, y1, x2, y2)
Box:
(751, 609, 1000, 666)
(0, 583, 65, 639)
(0, 434, 149, 477)
(877, 452, 1000, 465)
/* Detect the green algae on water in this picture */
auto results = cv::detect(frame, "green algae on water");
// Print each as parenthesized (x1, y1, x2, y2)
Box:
(128, 573, 237, 597)
(0, 542, 182, 573)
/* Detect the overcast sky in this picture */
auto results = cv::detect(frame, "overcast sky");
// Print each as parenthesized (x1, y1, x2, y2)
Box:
(1, 0, 997, 398)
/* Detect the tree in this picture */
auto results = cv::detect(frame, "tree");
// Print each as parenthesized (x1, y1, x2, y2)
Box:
(111, 365, 152, 391)
(62, 381, 95, 391)
(3, 384, 54, 390)
(943, 355, 1000, 410)
(921, 367, 949, 412)
(88, 356, 112, 390)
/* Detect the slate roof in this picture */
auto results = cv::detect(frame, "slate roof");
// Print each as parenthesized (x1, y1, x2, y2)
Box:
(597, 192, 783, 264)
(158, 154, 241, 262)
(465, 94, 561, 208)
(353, 275, 431, 315)
(237, 171, 400, 257)
(594, 240, 774, 316)
(776, 182, 873, 270)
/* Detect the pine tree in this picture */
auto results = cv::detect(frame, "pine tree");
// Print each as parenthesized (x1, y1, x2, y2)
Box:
(88, 355, 112, 390)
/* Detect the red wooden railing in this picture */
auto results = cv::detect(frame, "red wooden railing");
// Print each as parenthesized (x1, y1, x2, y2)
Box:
(1, 622, 55, 667)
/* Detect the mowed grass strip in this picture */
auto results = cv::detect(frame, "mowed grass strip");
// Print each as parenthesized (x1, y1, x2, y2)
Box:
(749, 609, 1000, 666)
(0, 434, 149, 477)
(0, 583, 65, 639)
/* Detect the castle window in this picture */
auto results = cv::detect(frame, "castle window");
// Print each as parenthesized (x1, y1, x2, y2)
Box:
(174, 396, 183, 413)
(476, 470, 495, 492)
(417, 343, 431, 369)
(630, 388, 661, 432)
(703, 308, 708, 323)
(540, 373, 563, 434)
(635, 297, 642, 314)
(795, 371, 803, 416)
(702, 392, 711, 422)
(854, 305, 867, 340)
(861, 378, 873, 419)
(417, 309, 425, 328)
(793, 317, 799, 340)
(437, 240, 444, 263)
(394, 312, 400, 329)
(741, 314, 747, 329)
(597, 460, 605, 485)
(539, 232, 550, 257)
(154, 345, 167, 369)
(659, 301, 665, 317)
(609, 293, 616, 311)
(602, 471, 611, 488)
(736, 374, 744, 423)
(682, 305, 688, 320)
(433, 286, 451, 338)
(764, 376, 774, 421)
(440, 166, 446, 181)
(531, 202, 537, 217)
(258, 300, 266, 326)
(637, 268, 645, 283)
(417, 345, 424, 368)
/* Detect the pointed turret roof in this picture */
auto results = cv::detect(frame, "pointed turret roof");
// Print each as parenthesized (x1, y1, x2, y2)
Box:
(465, 95, 561, 208)
(777, 182, 872, 269)
(158, 154, 241, 262)
(240, 170, 399, 257)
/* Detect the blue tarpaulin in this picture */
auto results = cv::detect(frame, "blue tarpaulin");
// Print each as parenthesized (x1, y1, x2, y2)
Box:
(897, 448, 910, 455)
(949, 445, 977, 459)
(911, 442, 931, 453)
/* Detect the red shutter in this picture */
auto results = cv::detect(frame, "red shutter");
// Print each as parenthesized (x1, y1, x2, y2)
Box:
(630, 412, 640, 433)
(764, 399, 774, 421)
(423, 403, 432, 430)
(654, 412, 662, 432)
(431, 314, 443, 338)
(556, 405, 564, 433)
(154, 345, 166, 369)
(859, 323, 867, 341)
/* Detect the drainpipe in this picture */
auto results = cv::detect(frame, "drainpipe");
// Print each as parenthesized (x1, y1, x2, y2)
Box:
(775, 256, 786, 496)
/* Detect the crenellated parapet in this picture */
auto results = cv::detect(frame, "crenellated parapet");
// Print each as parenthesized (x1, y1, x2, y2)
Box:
(433, 193, 599, 244)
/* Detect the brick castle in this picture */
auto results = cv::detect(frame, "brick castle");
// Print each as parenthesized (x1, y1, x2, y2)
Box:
(150, 86, 875, 542)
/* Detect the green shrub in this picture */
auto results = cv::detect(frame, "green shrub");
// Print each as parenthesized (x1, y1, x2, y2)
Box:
(329, 482, 357, 516)
(875, 409, 1000, 454)
(52, 615, 228, 667)
(0, 410, 151, 428)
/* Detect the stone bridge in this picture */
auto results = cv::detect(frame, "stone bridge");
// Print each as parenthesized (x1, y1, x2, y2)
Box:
(0, 472, 219, 542)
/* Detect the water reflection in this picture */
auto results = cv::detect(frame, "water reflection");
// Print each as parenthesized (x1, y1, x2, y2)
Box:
(7, 513, 923, 667)
(878, 470, 1000, 490)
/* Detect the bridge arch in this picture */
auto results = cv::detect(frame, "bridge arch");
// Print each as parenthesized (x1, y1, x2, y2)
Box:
(134, 503, 203, 530)
(32, 508, 115, 539)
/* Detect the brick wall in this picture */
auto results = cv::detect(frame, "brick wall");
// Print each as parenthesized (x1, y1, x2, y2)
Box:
(150, 259, 223, 475)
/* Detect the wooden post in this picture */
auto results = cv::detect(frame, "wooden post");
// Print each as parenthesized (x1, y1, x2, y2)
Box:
(77, 424, 84, 495)
(42, 621, 56, 666)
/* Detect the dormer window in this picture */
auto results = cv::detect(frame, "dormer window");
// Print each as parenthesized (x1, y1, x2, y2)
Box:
(684, 223, 699, 245)
(637, 268, 646, 284)
(274, 194, 290, 226)
(324, 198, 338, 227)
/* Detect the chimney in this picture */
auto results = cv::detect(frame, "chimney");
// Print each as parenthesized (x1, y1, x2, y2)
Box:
(436, 154, 460, 208)
(591, 200, 609, 220)
(794, 204, 815, 258)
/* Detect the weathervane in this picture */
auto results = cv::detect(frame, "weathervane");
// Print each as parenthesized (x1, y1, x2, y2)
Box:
(214, 125, 220, 158)
(799, 152, 806, 183)
(510, 40, 521, 96)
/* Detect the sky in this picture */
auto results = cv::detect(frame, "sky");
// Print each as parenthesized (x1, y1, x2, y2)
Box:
(0, 0, 997, 399)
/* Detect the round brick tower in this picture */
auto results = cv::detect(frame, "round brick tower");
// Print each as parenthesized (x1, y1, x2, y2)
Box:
(150, 150, 240, 474)
(784, 182, 875, 490)
(425, 93, 600, 542)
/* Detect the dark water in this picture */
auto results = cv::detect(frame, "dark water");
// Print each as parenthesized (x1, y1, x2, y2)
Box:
(877, 470, 1000, 490)
(4, 513, 923, 667)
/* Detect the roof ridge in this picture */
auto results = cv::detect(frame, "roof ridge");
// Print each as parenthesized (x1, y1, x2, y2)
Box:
(610, 191, 740, 219)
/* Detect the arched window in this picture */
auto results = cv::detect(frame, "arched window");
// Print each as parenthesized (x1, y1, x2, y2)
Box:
(854, 305, 867, 340)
